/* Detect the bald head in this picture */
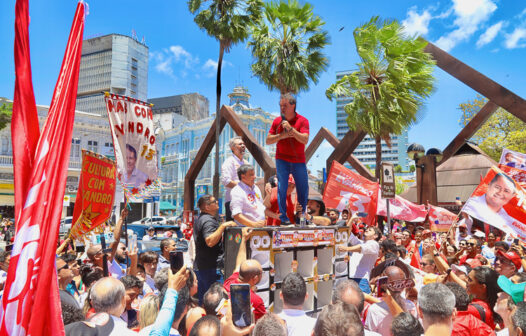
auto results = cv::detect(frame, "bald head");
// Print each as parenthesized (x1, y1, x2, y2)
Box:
(384, 266, 406, 292)
(239, 259, 262, 283)
(90, 277, 125, 316)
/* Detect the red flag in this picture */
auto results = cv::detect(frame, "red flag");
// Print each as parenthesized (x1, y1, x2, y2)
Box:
(11, 0, 40, 223)
(428, 205, 457, 232)
(1, 3, 85, 335)
(377, 194, 428, 222)
(323, 162, 379, 227)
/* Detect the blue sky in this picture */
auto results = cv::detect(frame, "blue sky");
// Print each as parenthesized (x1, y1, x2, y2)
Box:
(1, 0, 526, 173)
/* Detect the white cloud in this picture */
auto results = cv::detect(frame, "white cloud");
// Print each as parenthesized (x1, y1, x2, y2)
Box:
(402, 7, 432, 36)
(476, 21, 505, 48)
(169, 45, 199, 68)
(202, 59, 233, 77)
(435, 0, 497, 51)
(504, 27, 526, 49)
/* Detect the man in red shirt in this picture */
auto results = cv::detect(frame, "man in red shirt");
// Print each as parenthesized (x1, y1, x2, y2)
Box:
(266, 93, 309, 226)
(223, 228, 266, 321)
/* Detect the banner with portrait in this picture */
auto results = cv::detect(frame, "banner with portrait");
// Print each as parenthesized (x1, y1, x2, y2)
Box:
(462, 166, 526, 240)
(323, 161, 379, 227)
(105, 93, 160, 201)
(377, 194, 428, 222)
(428, 205, 457, 232)
(500, 148, 526, 170)
(499, 164, 526, 189)
(70, 151, 117, 240)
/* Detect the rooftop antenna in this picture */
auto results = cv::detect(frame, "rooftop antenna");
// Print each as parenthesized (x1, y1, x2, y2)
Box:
(131, 29, 137, 40)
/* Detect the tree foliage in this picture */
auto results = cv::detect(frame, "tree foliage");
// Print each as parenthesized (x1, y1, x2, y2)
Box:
(459, 95, 526, 161)
(0, 99, 13, 131)
(326, 17, 435, 178)
(248, 0, 329, 94)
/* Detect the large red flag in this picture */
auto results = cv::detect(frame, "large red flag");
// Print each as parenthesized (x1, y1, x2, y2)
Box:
(11, 0, 40, 222)
(323, 161, 379, 227)
(1, 2, 85, 335)
(377, 194, 428, 222)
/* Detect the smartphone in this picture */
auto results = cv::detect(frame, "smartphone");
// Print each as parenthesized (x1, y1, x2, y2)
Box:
(230, 284, 252, 328)
(169, 251, 184, 274)
(130, 234, 137, 251)
(376, 276, 389, 297)
(514, 238, 520, 245)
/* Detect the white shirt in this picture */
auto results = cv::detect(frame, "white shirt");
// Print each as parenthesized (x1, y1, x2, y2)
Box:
(347, 234, 380, 279)
(109, 315, 137, 335)
(364, 299, 417, 335)
(122, 167, 148, 188)
(230, 181, 266, 224)
(109, 259, 126, 279)
(221, 155, 247, 203)
(278, 309, 316, 336)
(463, 195, 517, 232)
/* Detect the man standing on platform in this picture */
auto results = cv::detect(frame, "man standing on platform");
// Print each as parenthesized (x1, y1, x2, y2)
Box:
(266, 93, 309, 225)
(194, 195, 236, 304)
(221, 137, 248, 221)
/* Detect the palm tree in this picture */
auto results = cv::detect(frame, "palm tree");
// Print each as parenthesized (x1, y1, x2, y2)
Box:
(248, 0, 329, 94)
(188, 0, 262, 199)
(326, 17, 435, 178)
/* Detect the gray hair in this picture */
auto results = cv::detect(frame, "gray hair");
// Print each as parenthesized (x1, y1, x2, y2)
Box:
(237, 164, 254, 180)
(332, 279, 365, 313)
(418, 283, 456, 323)
(90, 277, 125, 313)
(229, 136, 243, 149)
(154, 267, 169, 291)
(280, 93, 296, 106)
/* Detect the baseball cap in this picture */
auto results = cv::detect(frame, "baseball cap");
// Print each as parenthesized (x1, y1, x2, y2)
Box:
(497, 249, 522, 269)
(148, 226, 155, 231)
(497, 275, 526, 304)
(452, 264, 470, 276)
(473, 231, 486, 239)
(422, 229, 432, 236)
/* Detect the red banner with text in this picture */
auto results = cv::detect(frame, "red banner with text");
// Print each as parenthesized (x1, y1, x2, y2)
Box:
(70, 150, 116, 240)
(428, 205, 457, 232)
(377, 194, 428, 222)
(323, 161, 379, 226)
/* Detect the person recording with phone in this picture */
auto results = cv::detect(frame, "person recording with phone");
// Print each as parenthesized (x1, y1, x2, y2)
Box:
(266, 93, 309, 226)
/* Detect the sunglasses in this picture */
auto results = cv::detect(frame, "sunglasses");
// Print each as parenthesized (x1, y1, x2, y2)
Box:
(57, 263, 69, 272)
(467, 243, 476, 247)
(420, 262, 431, 267)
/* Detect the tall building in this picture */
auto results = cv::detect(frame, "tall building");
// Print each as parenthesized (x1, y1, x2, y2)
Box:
(76, 34, 149, 116)
(159, 86, 277, 212)
(335, 70, 410, 171)
(149, 93, 209, 122)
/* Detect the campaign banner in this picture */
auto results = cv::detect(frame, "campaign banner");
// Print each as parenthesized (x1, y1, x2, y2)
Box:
(377, 194, 428, 222)
(428, 205, 457, 232)
(272, 229, 335, 248)
(499, 164, 526, 189)
(462, 166, 526, 240)
(500, 148, 526, 170)
(70, 150, 117, 240)
(323, 161, 379, 226)
(105, 93, 160, 201)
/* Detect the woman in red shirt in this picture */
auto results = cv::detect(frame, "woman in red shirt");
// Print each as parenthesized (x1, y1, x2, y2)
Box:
(466, 266, 501, 329)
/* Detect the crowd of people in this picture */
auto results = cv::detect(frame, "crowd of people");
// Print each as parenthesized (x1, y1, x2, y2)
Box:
(3, 94, 526, 335)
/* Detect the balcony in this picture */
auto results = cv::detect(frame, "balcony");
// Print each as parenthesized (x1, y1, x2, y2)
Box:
(0, 155, 13, 167)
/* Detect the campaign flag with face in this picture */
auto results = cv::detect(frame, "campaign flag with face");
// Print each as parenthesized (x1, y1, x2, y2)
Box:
(428, 205, 457, 232)
(462, 166, 526, 240)
(499, 164, 526, 189)
(500, 148, 526, 170)
(105, 94, 160, 201)
(70, 151, 117, 240)
(377, 194, 428, 222)
(323, 161, 379, 226)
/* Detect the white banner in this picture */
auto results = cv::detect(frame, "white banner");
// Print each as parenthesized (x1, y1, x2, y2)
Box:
(105, 93, 159, 200)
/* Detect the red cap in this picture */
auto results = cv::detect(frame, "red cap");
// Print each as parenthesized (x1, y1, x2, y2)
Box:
(422, 229, 432, 236)
(497, 250, 522, 269)
(288, 174, 295, 184)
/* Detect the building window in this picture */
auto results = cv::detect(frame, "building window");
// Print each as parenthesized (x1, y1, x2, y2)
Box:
(1, 137, 9, 155)
(71, 138, 81, 158)
(87, 140, 98, 152)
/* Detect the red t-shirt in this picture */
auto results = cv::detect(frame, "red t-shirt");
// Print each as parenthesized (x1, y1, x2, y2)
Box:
(452, 311, 496, 336)
(466, 299, 496, 330)
(223, 272, 266, 321)
(266, 188, 296, 226)
(269, 113, 309, 163)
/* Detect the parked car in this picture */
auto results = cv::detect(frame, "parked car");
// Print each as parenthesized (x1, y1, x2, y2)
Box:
(59, 216, 73, 234)
(126, 223, 184, 252)
(131, 216, 167, 226)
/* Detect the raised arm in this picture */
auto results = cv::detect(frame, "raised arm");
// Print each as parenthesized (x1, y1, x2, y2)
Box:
(233, 228, 252, 273)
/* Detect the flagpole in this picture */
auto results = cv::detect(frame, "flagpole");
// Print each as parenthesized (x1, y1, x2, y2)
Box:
(124, 195, 130, 269)
(386, 200, 391, 234)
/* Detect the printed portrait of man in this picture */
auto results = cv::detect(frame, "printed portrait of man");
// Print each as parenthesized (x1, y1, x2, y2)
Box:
(463, 172, 517, 229)
(122, 144, 148, 188)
